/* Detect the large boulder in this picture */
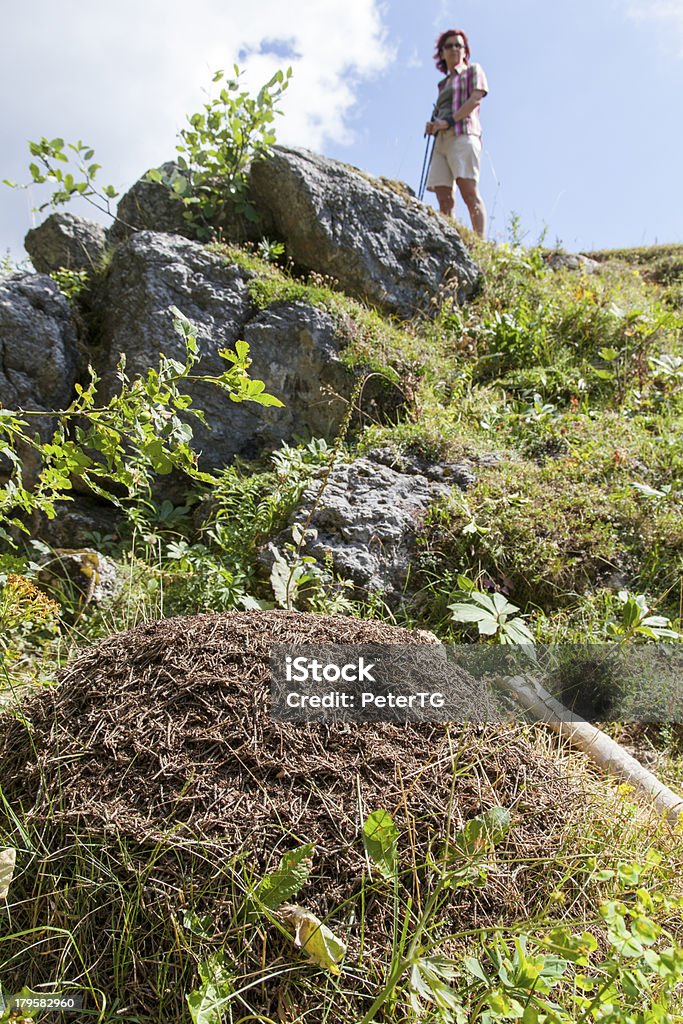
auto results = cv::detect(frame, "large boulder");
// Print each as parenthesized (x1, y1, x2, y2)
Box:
(0, 272, 79, 484)
(250, 146, 482, 318)
(274, 449, 475, 603)
(24, 212, 107, 274)
(92, 231, 354, 468)
(0, 272, 78, 415)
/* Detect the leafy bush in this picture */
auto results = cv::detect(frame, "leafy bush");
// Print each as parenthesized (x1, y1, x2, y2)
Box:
(0, 308, 281, 542)
(3, 137, 119, 219)
(148, 65, 292, 238)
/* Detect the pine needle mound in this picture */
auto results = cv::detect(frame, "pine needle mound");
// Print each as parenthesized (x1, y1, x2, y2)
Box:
(5, 612, 577, 853)
(0, 611, 601, 1017)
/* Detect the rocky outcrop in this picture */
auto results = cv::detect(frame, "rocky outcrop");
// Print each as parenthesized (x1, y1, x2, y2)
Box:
(0, 272, 79, 484)
(25, 212, 107, 274)
(250, 146, 481, 318)
(6, 144, 484, 527)
(276, 449, 475, 603)
(110, 147, 482, 319)
(107, 163, 194, 246)
(0, 273, 78, 417)
(92, 231, 354, 468)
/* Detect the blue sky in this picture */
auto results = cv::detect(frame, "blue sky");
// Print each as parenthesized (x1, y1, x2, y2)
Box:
(2, 0, 682, 265)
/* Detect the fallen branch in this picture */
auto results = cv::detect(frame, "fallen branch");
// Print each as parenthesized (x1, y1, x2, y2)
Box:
(500, 674, 683, 824)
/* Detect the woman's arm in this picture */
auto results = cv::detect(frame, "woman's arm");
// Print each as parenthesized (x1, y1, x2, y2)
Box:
(453, 87, 486, 123)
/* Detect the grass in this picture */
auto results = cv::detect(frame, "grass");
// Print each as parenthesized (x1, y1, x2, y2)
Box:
(3, 724, 683, 1022)
(2, 229, 683, 1021)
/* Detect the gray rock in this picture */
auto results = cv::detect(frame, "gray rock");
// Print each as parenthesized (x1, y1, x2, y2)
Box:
(250, 146, 482, 318)
(0, 272, 79, 488)
(34, 498, 124, 549)
(93, 231, 354, 469)
(108, 162, 193, 245)
(24, 212, 107, 274)
(278, 455, 472, 602)
(368, 446, 477, 489)
(0, 272, 78, 417)
(545, 252, 600, 274)
(108, 161, 259, 246)
(37, 547, 121, 607)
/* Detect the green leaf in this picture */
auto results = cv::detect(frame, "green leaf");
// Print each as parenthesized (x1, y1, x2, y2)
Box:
(234, 340, 250, 362)
(464, 956, 489, 982)
(269, 546, 296, 609)
(249, 392, 284, 407)
(182, 909, 214, 938)
(363, 809, 399, 879)
(448, 600, 491, 623)
(480, 805, 512, 845)
(632, 915, 660, 945)
(187, 953, 234, 1024)
(500, 617, 535, 644)
(250, 843, 315, 912)
(452, 806, 511, 857)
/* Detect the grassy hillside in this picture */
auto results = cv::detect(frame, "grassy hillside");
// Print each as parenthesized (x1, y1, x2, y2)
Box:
(2, 231, 682, 700)
(1, 232, 683, 1023)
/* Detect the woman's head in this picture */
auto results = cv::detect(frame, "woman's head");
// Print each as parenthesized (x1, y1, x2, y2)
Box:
(434, 29, 470, 73)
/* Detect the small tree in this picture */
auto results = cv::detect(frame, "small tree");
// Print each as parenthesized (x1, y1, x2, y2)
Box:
(4, 64, 292, 240)
(147, 64, 292, 238)
(3, 137, 120, 220)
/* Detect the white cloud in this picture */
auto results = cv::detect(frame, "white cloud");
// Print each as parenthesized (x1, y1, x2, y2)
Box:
(623, 0, 683, 55)
(3, 0, 389, 154)
(0, 0, 390, 253)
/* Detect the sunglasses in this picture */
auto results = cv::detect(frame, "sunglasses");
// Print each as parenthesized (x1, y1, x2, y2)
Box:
(442, 41, 464, 50)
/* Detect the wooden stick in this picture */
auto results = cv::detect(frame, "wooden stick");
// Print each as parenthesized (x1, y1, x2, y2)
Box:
(500, 675, 683, 824)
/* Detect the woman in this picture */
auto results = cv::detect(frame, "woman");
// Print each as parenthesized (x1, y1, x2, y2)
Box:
(425, 29, 488, 237)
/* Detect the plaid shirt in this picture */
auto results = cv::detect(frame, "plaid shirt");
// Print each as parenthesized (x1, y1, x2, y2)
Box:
(436, 62, 488, 137)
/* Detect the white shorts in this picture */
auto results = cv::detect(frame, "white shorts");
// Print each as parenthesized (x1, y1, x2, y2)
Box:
(427, 130, 482, 188)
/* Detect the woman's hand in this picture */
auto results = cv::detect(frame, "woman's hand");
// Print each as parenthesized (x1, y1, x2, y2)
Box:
(425, 118, 450, 135)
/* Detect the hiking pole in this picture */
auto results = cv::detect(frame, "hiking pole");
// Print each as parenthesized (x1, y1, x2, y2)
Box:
(418, 104, 439, 201)
(417, 134, 435, 201)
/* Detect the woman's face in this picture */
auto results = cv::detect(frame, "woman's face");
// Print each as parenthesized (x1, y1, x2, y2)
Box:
(441, 34, 465, 72)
